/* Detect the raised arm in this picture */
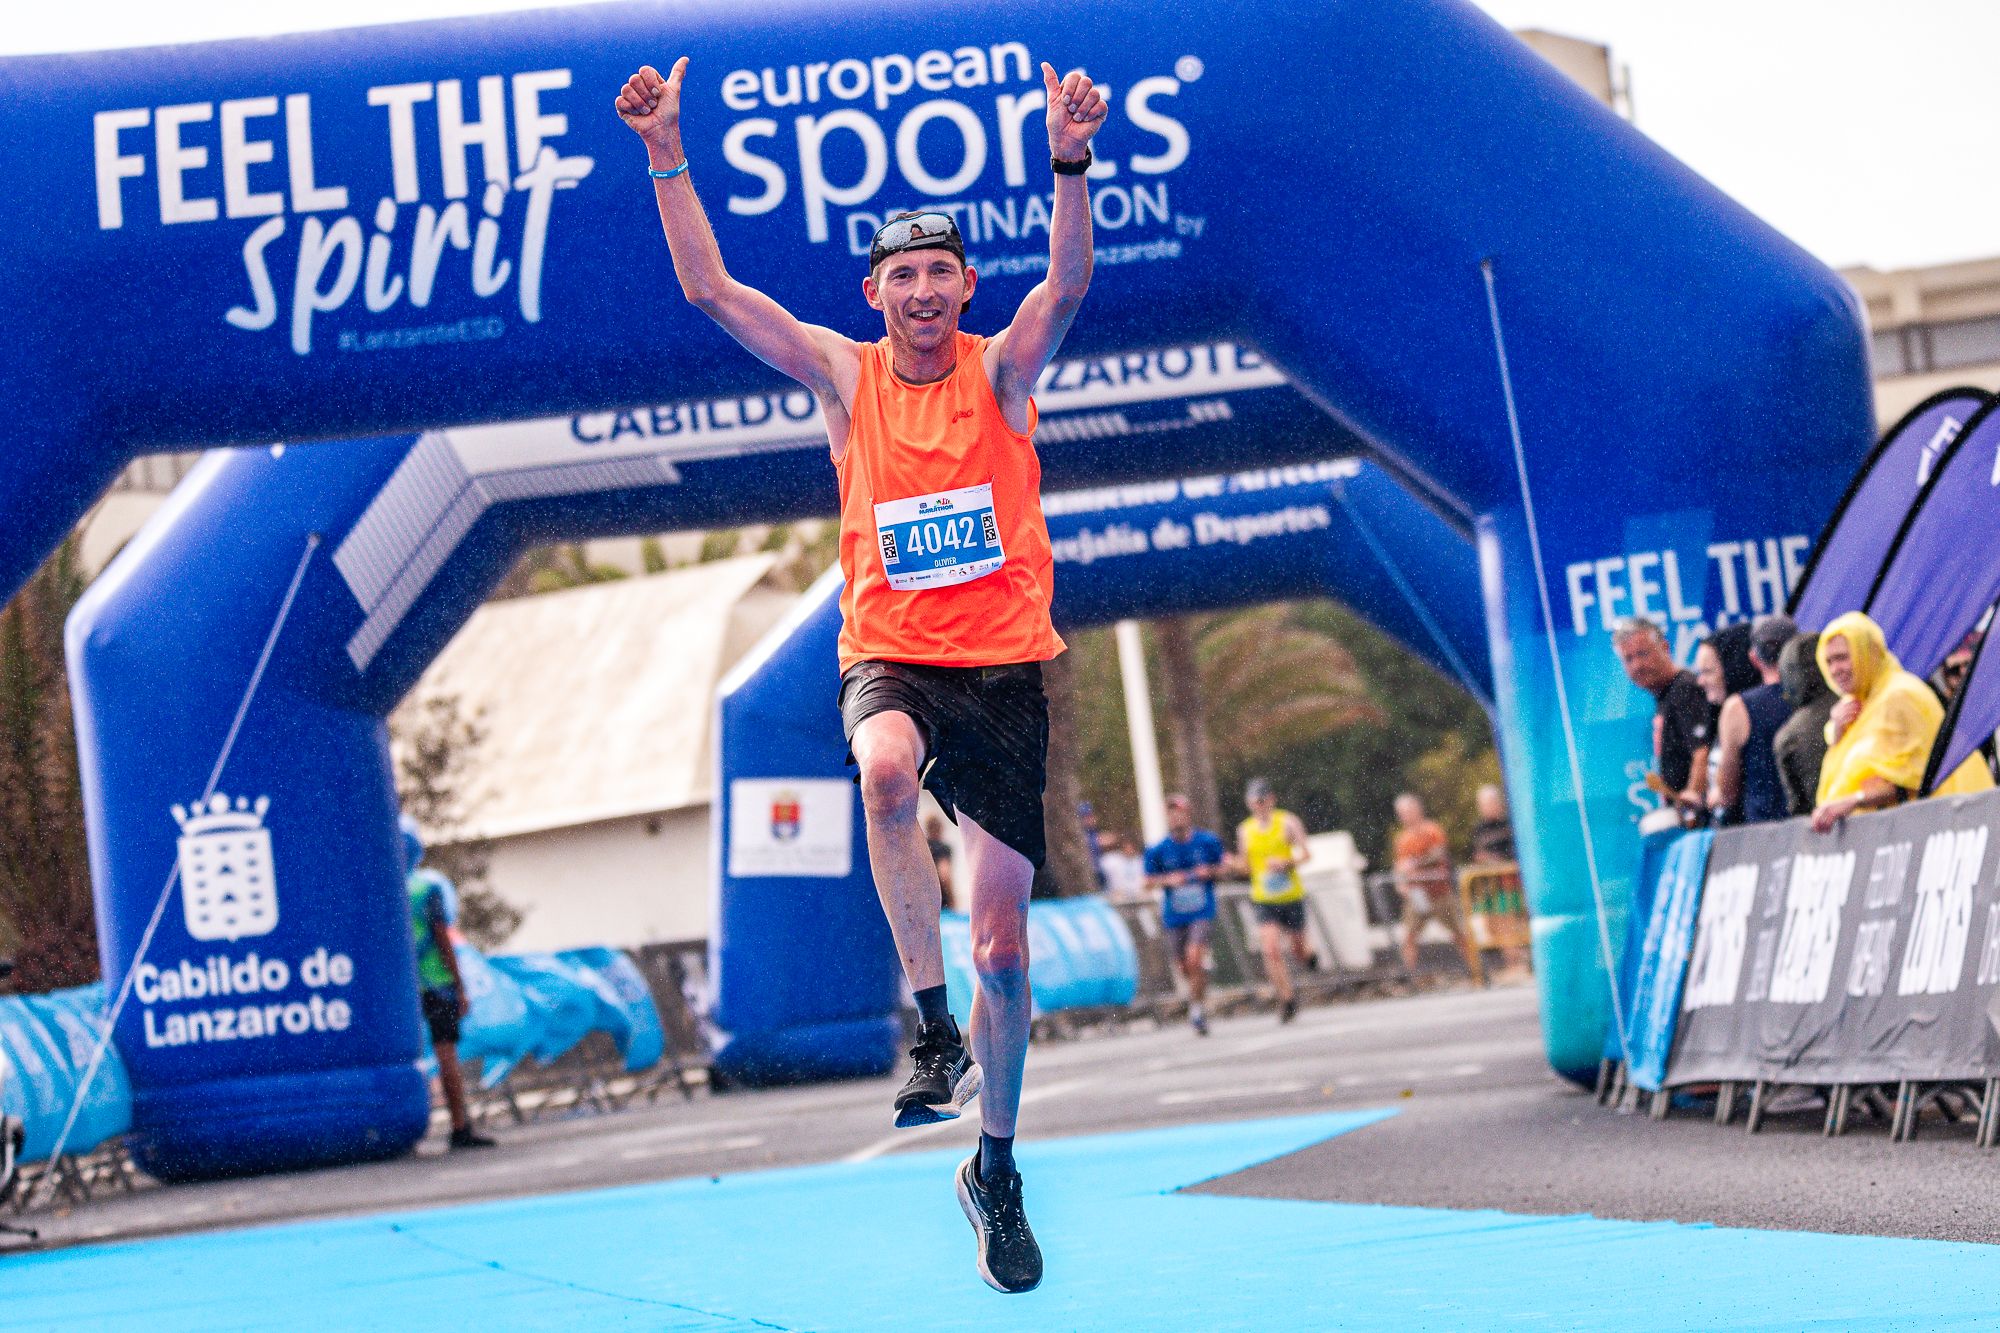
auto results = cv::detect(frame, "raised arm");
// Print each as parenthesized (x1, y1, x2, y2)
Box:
(616, 61, 857, 407)
(987, 63, 1110, 429)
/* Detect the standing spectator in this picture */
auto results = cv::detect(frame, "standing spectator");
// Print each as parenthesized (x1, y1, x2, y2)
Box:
(1932, 632, 1978, 705)
(403, 817, 494, 1152)
(1470, 784, 1515, 863)
(1694, 625, 1758, 825)
(1468, 784, 1529, 976)
(1810, 612, 1993, 833)
(1392, 793, 1468, 975)
(1713, 614, 1796, 825)
(924, 813, 957, 912)
(1614, 617, 1713, 820)
(1237, 778, 1314, 1024)
(1098, 833, 1148, 902)
(1774, 633, 1834, 817)
(1143, 794, 1227, 1036)
(1077, 801, 1107, 890)
(1931, 633, 1997, 772)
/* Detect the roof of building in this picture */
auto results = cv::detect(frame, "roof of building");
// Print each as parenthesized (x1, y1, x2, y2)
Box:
(396, 553, 786, 841)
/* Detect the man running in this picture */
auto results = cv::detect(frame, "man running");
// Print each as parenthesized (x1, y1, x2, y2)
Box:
(1144, 793, 1227, 1035)
(617, 56, 1107, 1295)
(1237, 779, 1313, 1023)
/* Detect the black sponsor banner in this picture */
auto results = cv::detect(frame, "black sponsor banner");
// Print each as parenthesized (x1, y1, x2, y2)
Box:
(1668, 789, 2000, 1086)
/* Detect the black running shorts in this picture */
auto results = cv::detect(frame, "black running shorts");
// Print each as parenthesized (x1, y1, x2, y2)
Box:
(839, 660, 1049, 868)
(420, 986, 463, 1047)
(1253, 899, 1308, 933)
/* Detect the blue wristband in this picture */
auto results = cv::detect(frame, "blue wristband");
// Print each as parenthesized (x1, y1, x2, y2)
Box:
(647, 160, 689, 181)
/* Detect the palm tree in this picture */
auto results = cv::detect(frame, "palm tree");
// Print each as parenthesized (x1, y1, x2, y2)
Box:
(1191, 605, 1384, 767)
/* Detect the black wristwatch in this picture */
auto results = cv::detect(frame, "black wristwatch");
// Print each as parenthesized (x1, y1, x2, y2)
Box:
(1051, 150, 1092, 176)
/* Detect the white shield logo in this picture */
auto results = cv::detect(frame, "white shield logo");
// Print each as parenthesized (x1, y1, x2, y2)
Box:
(172, 794, 278, 942)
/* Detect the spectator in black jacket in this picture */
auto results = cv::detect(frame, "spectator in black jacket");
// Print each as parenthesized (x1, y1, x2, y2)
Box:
(1774, 632, 1835, 817)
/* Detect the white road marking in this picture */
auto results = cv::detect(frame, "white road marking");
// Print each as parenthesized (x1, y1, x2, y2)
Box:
(618, 1134, 763, 1162)
(839, 1077, 1096, 1164)
(1334, 1062, 1485, 1088)
(1157, 1081, 1308, 1106)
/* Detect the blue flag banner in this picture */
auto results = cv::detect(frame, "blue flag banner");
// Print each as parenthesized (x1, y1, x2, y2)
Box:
(452, 943, 541, 1089)
(0, 985, 132, 1162)
(1928, 599, 2000, 795)
(488, 954, 603, 1065)
(1867, 401, 2000, 677)
(939, 896, 1140, 1026)
(1622, 831, 1714, 1091)
(556, 948, 667, 1073)
(1791, 388, 1988, 631)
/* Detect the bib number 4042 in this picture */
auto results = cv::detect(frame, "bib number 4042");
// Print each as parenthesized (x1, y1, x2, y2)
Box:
(873, 482, 1006, 592)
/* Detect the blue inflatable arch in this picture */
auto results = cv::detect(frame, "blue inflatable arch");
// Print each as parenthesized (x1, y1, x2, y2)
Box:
(711, 456, 1489, 1083)
(2, 0, 1870, 1174)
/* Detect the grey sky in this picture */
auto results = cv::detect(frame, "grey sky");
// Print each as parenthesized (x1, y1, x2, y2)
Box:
(6, 0, 1991, 271)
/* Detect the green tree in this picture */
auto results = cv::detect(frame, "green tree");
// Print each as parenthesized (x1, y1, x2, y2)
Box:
(389, 691, 523, 950)
(1226, 600, 1495, 865)
(1068, 599, 1497, 867)
(490, 543, 629, 600)
(0, 537, 97, 991)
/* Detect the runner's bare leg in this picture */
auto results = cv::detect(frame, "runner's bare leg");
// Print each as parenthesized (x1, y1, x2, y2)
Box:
(852, 711, 945, 991)
(960, 814, 1034, 1137)
(1182, 940, 1208, 1008)
(1261, 922, 1296, 1004)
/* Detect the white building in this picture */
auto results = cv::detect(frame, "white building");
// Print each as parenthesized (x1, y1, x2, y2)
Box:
(394, 554, 796, 951)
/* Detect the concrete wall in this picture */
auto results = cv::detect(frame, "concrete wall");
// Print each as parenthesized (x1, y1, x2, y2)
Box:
(477, 806, 711, 953)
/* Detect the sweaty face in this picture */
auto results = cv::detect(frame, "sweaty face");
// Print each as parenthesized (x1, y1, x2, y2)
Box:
(1616, 632, 1674, 692)
(1395, 798, 1423, 827)
(1824, 635, 1855, 695)
(1247, 792, 1275, 819)
(1166, 802, 1193, 837)
(866, 251, 969, 356)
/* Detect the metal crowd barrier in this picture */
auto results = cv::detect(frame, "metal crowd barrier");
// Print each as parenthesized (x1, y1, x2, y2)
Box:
(1108, 881, 1408, 1030)
(464, 940, 712, 1128)
(1458, 862, 1532, 988)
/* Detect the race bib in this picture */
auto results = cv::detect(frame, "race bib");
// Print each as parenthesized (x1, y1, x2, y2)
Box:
(874, 483, 1005, 591)
(1167, 884, 1210, 916)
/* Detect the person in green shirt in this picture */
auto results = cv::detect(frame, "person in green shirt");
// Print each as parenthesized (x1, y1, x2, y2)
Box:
(404, 816, 494, 1151)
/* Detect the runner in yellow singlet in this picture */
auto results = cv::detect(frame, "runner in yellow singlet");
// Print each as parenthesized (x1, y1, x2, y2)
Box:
(1236, 778, 1314, 1023)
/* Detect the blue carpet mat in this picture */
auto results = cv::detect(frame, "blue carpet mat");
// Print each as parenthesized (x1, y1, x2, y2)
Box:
(1, 1109, 1995, 1330)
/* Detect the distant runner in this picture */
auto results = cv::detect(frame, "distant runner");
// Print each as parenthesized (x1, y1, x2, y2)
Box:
(618, 55, 1108, 1295)
(1237, 779, 1313, 1023)
(1144, 793, 1228, 1035)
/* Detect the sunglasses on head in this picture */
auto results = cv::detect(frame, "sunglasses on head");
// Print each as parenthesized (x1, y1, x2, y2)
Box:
(869, 212, 964, 269)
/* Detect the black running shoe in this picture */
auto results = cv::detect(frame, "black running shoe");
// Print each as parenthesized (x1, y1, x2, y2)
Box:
(893, 1017, 981, 1128)
(956, 1154, 1043, 1293)
(448, 1126, 496, 1150)
(1278, 996, 1299, 1024)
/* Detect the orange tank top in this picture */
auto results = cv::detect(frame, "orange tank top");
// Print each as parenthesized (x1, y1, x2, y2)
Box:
(836, 332, 1065, 671)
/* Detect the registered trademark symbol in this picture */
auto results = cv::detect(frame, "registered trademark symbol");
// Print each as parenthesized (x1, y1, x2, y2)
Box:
(1176, 55, 1204, 83)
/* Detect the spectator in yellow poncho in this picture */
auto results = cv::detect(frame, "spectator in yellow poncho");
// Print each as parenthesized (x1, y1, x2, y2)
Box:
(1809, 611, 1993, 833)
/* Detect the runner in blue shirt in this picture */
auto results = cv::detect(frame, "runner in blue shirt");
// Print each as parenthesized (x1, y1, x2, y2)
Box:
(1143, 793, 1230, 1036)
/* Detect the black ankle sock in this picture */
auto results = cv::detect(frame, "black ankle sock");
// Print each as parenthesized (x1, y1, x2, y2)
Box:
(978, 1132, 1015, 1182)
(913, 984, 951, 1029)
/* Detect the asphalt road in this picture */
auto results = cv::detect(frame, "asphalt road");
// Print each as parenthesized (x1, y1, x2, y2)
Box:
(16, 981, 2000, 1251)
